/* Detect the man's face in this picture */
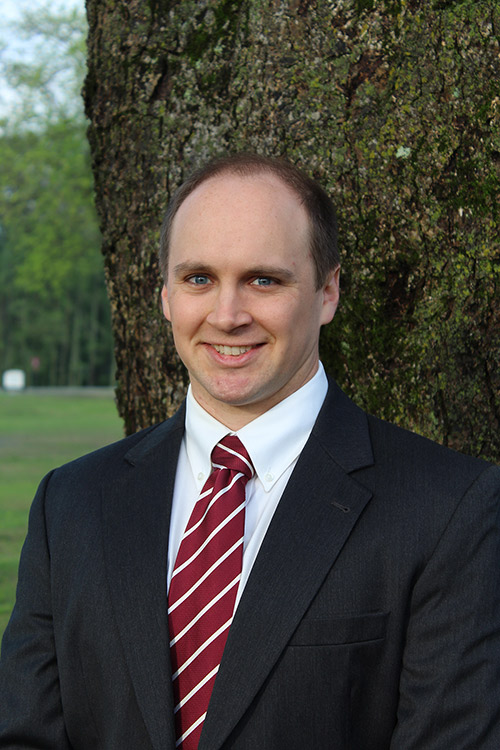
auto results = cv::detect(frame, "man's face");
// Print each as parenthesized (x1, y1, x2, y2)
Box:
(161, 172, 339, 429)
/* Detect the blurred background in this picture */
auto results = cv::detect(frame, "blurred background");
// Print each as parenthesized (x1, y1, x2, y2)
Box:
(1, 0, 113, 388)
(0, 0, 122, 638)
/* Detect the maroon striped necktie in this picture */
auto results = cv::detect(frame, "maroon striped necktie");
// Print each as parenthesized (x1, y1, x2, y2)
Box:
(168, 435, 254, 749)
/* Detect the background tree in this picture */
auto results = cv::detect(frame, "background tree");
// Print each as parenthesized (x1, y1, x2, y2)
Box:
(0, 4, 113, 386)
(84, 0, 500, 461)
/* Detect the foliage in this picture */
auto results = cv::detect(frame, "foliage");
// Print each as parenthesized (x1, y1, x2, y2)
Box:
(85, 0, 499, 460)
(0, 5, 114, 386)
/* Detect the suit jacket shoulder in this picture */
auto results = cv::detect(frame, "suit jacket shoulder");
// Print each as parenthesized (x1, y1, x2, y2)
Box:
(316, 379, 491, 512)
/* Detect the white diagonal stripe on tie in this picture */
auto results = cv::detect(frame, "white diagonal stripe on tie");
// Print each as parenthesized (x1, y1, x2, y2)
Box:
(174, 664, 220, 713)
(180, 472, 245, 542)
(171, 499, 246, 580)
(175, 711, 207, 747)
(172, 618, 233, 680)
(216, 441, 254, 475)
(169, 573, 241, 647)
(168, 538, 244, 615)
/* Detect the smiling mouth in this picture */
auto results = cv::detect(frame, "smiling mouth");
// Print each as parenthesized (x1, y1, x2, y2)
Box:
(212, 344, 254, 356)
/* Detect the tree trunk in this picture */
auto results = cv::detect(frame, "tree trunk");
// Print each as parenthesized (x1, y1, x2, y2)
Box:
(84, 0, 500, 461)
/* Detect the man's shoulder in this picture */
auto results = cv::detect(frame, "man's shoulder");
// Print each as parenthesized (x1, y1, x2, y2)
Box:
(360, 410, 500, 521)
(320, 378, 495, 495)
(317, 385, 499, 551)
(366, 410, 489, 474)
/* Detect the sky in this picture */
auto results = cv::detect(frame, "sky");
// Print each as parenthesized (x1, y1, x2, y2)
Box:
(2, 0, 84, 25)
(0, 0, 86, 119)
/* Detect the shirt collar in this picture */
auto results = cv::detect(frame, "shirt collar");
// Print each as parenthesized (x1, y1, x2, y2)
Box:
(184, 363, 328, 492)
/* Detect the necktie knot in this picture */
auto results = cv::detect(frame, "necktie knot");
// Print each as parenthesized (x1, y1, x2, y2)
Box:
(211, 435, 254, 482)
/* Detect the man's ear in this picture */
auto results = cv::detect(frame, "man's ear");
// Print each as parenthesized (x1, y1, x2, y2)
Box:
(320, 266, 340, 326)
(161, 284, 171, 322)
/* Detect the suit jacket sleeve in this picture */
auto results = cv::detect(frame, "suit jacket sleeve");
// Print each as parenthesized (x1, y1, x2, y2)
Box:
(0, 471, 72, 749)
(390, 464, 500, 749)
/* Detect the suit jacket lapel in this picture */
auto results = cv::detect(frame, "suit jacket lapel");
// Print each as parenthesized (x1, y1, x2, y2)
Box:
(199, 382, 374, 750)
(102, 407, 185, 750)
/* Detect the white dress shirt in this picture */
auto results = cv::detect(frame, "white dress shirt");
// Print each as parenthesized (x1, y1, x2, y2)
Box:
(167, 362, 328, 607)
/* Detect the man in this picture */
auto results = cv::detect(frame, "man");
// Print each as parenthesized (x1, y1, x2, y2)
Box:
(1, 153, 499, 749)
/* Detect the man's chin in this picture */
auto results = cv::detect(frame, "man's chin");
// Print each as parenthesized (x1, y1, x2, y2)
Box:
(192, 378, 274, 416)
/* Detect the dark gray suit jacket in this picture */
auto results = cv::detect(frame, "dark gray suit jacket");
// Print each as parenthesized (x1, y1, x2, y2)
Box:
(1, 381, 500, 749)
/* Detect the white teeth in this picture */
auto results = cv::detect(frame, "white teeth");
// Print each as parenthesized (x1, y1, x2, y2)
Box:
(213, 345, 253, 356)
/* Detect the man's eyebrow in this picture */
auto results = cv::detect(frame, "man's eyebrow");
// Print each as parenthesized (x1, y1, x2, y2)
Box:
(172, 261, 213, 277)
(171, 262, 298, 282)
(246, 266, 297, 282)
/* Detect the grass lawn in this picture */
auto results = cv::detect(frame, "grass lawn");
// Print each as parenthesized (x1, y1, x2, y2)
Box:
(0, 390, 124, 640)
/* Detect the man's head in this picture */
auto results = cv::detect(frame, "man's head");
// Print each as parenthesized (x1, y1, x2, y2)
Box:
(159, 153, 339, 290)
(160, 154, 340, 428)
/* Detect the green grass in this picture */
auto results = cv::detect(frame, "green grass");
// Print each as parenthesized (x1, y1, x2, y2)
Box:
(0, 390, 124, 639)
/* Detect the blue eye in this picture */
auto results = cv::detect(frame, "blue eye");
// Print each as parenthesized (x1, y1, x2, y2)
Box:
(189, 275, 210, 285)
(252, 277, 274, 287)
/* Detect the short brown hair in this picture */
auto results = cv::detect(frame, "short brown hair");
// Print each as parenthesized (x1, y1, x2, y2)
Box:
(159, 153, 339, 289)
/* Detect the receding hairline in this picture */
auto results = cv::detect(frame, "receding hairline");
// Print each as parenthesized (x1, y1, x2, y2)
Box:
(173, 158, 314, 216)
(171, 169, 309, 228)
(159, 153, 340, 287)
(163, 163, 314, 265)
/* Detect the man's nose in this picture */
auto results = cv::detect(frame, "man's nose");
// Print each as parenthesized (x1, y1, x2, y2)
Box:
(206, 287, 253, 331)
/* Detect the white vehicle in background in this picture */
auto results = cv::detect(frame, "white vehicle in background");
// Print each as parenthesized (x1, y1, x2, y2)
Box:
(2, 369, 26, 392)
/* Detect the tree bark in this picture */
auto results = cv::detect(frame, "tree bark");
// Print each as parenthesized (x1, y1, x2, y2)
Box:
(84, 0, 500, 461)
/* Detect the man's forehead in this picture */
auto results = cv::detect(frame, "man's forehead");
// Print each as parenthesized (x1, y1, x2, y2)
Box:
(166, 170, 313, 278)
(169, 173, 310, 258)
(176, 169, 302, 216)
